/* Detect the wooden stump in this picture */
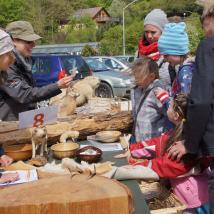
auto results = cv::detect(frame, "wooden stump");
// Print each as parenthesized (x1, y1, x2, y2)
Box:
(0, 174, 134, 214)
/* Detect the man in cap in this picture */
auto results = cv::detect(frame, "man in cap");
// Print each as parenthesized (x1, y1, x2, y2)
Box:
(0, 21, 73, 121)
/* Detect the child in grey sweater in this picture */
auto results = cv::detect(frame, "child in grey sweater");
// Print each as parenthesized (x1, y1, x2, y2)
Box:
(131, 56, 169, 143)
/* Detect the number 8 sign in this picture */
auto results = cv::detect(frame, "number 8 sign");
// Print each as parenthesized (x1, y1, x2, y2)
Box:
(19, 106, 58, 129)
(33, 113, 44, 127)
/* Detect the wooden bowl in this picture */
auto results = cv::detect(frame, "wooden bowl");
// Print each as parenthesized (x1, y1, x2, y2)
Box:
(76, 146, 102, 163)
(95, 131, 122, 143)
(51, 142, 79, 159)
(3, 144, 32, 161)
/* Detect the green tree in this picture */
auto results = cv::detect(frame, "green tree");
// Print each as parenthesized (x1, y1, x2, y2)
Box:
(185, 12, 204, 54)
(100, 25, 122, 55)
(23, 0, 73, 43)
(0, 0, 25, 27)
(0, 0, 204, 50)
(23, 0, 46, 42)
(125, 20, 144, 54)
(108, 0, 126, 19)
(68, 0, 87, 10)
(65, 16, 97, 43)
(96, 22, 117, 41)
(85, 0, 113, 7)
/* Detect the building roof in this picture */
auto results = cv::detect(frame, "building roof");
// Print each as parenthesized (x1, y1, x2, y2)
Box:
(74, 7, 110, 19)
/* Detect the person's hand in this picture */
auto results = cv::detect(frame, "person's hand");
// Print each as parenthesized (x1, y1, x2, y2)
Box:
(0, 155, 13, 167)
(57, 75, 73, 89)
(167, 140, 187, 162)
(0, 172, 19, 184)
(114, 150, 131, 160)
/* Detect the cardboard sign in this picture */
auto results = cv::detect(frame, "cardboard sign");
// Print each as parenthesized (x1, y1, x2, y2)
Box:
(19, 105, 58, 129)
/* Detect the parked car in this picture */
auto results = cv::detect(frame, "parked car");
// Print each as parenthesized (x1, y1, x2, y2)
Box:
(89, 56, 130, 72)
(85, 57, 133, 98)
(114, 55, 135, 63)
(32, 53, 92, 87)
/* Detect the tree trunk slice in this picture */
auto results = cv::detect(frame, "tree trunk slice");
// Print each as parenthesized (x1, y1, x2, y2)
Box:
(0, 174, 134, 214)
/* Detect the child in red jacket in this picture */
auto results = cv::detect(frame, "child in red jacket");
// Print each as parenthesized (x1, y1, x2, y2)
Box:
(115, 93, 209, 212)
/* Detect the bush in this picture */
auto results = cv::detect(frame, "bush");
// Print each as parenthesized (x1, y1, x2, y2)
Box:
(81, 45, 97, 56)
(100, 25, 122, 55)
(185, 13, 204, 55)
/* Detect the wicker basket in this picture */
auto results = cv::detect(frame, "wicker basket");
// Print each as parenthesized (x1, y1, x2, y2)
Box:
(139, 181, 186, 214)
(149, 193, 186, 214)
(139, 181, 163, 200)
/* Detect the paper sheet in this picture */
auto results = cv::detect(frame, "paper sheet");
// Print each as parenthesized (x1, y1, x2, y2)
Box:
(0, 169, 38, 186)
(87, 139, 123, 152)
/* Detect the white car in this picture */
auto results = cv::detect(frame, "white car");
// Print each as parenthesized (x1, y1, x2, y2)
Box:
(89, 56, 130, 72)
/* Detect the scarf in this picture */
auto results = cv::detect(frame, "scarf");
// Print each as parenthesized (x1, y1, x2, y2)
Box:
(138, 37, 161, 61)
(12, 49, 35, 86)
(13, 49, 32, 72)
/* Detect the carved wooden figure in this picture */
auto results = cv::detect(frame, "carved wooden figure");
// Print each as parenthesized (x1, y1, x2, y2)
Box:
(31, 125, 48, 158)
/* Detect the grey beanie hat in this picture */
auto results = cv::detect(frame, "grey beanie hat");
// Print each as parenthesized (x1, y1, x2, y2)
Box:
(144, 9, 168, 32)
(0, 29, 14, 55)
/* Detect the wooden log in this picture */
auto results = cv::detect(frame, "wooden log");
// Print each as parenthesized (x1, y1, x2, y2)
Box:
(0, 174, 134, 214)
(0, 111, 133, 145)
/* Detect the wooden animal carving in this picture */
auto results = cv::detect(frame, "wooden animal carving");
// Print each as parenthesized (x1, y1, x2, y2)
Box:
(31, 125, 48, 158)
(60, 130, 79, 143)
(70, 76, 100, 107)
(49, 88, 79, 117)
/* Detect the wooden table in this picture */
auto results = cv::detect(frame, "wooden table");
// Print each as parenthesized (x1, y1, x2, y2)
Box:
(101, 151, 150, 214)
(49, 141, 150, 214)
(79, 140, 150, 214)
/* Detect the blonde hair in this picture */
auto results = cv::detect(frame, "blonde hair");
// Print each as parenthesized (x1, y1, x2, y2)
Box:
(132, 56, 159, 79)
(162, 93, 188, 155)
(196, 0, 214, 21)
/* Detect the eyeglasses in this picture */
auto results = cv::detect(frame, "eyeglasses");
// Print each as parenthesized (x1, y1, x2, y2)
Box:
(14, 38, 35, 45)
(23, 40, 35, 45)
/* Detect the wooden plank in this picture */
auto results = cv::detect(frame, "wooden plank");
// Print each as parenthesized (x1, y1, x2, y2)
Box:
(0, 111, 133, 145)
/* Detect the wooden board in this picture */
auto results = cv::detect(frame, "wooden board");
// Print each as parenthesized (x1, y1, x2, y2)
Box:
(0, 174, 134, 214)
(0, 111, 132, 145)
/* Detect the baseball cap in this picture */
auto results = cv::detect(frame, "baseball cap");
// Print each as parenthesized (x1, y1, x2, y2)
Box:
(6, 21, 41, 41)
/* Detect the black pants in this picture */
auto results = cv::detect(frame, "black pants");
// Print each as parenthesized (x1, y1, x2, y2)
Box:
(209, 160, 214, 214)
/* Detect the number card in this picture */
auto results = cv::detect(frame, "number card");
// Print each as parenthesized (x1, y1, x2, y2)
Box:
(19, 105, 58, 129)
